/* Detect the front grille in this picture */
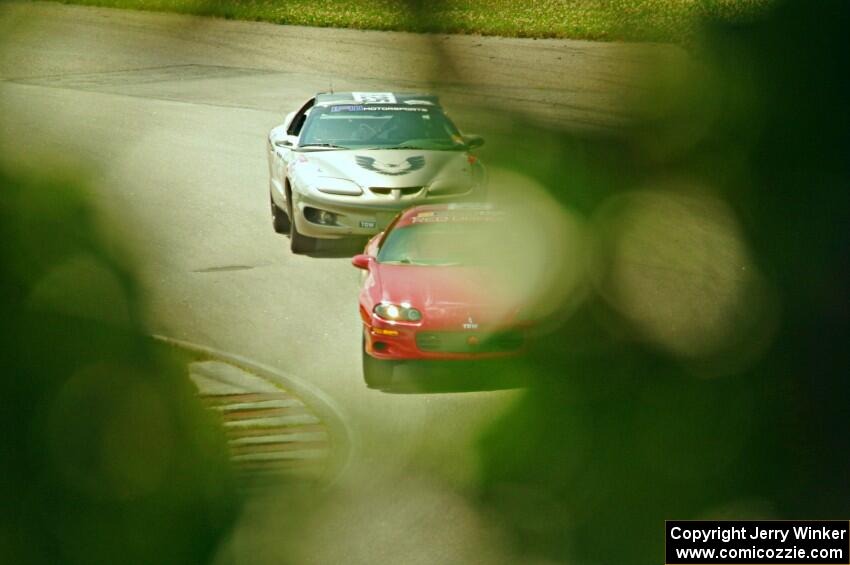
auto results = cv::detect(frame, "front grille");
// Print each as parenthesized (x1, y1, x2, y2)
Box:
(369, 186, 423, 196)
(416, 330, 524, 354)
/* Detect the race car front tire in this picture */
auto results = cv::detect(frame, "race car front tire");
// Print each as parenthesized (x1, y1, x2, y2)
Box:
(287, 201, 317, 254)
(270, 192, 291, 234)
(362, 337, 395, 389)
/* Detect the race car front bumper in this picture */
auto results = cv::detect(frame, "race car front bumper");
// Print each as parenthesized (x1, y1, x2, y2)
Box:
(291, 183, 484, 239)
(363, 317, 526, 362)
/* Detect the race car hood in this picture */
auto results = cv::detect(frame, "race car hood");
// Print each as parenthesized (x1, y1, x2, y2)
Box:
(374, 263, 519, 329)
(300, 149, 473, 189)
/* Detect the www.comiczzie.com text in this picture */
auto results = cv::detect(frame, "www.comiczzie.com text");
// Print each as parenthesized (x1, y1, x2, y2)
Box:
(666, 520, 849, 564)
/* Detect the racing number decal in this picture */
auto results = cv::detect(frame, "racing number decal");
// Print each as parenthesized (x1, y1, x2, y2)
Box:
(352, 92, 397, 104)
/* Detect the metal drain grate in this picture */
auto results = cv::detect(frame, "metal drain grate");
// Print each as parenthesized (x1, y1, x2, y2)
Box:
(189, 360, 331, 491)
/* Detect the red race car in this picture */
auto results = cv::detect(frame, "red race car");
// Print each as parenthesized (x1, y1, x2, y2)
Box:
(352, 203, 531, 388)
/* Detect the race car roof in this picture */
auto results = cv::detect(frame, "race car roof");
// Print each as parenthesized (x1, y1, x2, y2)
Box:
(315, 92, 441, 107)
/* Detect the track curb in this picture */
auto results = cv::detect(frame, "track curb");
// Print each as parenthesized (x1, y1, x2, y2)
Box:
(152, 334, 355, 489)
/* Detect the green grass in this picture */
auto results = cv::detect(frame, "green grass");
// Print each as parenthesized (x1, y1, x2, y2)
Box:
(48, 0, 772, 42)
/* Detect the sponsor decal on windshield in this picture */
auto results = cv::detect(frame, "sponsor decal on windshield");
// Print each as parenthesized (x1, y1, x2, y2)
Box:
(331, 105, 365, 112)
(330, 105, 427, 113)
(355, 155, 426, 176)
(412, 210, 505, 223)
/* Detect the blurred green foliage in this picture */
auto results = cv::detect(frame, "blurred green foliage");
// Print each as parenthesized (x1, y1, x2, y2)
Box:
(0, 170, 238, 564)
(473, 0, 850, 562)
(50, 0, 770, 42)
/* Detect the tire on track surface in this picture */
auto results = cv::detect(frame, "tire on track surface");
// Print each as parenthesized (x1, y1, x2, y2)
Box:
(286, 194, 317, 254)
(362, 334, 395, 389)
(270, 191, 291, 234)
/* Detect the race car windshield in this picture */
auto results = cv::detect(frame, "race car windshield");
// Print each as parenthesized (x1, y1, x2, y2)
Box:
(298, 105, 466, 150)
(377, 220, 506, 266)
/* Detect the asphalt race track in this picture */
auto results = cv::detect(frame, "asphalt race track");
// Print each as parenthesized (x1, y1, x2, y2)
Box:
(0, 3, 679, 561)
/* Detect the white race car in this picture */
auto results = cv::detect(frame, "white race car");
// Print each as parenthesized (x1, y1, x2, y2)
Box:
(268, 92, 486, 253)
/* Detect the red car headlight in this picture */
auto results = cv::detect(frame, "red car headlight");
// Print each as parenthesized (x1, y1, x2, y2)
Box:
(374, 303, 422, 322)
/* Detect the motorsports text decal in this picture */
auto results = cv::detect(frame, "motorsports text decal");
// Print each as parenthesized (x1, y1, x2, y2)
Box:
(331, 105, 427, 112)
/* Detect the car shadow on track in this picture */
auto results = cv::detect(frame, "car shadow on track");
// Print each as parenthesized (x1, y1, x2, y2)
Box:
(371, 358, 530, 394)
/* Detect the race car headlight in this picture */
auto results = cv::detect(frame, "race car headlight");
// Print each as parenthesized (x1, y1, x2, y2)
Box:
(374, 303, 422, 322)
(304, 207, 339, 226)
(315, 177, 362, 196)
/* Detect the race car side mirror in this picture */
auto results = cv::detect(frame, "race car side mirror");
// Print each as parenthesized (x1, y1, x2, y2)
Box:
(464, 134, 485, 149)
(352, 254, 372, 270)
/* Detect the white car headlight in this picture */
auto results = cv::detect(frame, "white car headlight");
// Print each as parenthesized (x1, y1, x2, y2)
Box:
(374, 303, 422, 322)
(315, 177, 362, 196)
